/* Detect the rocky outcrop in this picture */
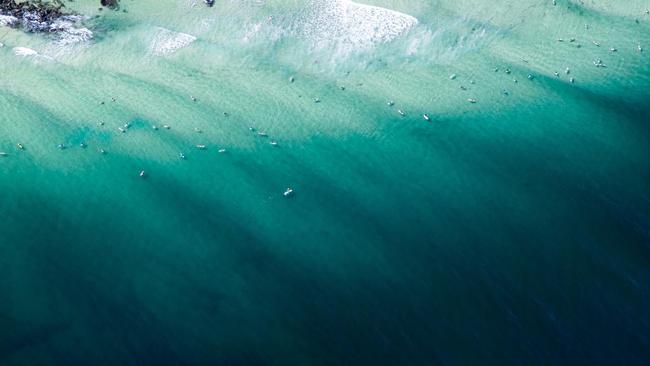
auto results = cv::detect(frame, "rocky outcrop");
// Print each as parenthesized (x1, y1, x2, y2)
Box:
(0, 1, 67, 30)
(100, 0, 119, 10)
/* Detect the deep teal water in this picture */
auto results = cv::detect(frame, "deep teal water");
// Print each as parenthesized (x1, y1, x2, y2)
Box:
(1, 0, 650, 364)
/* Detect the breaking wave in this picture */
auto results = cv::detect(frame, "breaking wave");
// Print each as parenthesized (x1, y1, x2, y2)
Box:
(300, 0, 419, 56)
(150, 27, 197, 55)
(50, 16, 94, 45)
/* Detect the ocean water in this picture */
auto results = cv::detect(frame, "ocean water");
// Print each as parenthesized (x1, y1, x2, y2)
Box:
(1, 0, 649, 364)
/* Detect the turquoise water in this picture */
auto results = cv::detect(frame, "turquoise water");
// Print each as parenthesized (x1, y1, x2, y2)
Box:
(1, 0, 649, 364)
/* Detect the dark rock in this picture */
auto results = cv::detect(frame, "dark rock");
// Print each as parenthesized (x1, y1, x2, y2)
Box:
(100, 0, 119, 9)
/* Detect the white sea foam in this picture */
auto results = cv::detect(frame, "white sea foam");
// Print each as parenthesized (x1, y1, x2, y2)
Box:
(13, 47, 39, 56)
(241, 20, 286, 45)
(397, 18, 496, 64)
(150, 27, 197, 55)
(0, 14, 18, 27)
(12, 46, 55, 62)
(301, 0, 418, 55)
(243, 22, 263, 43)
(50, 16, 93, 45)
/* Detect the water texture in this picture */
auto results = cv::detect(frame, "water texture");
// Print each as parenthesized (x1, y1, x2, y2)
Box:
(1, 0, 649, 364)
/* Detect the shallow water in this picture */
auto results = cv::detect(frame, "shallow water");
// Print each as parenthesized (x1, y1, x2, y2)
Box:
(1, 1, 649, 364)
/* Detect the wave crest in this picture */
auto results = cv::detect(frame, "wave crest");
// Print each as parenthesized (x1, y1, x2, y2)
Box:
(300, 0, 418, 55)
(150, 27, 197, 55)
